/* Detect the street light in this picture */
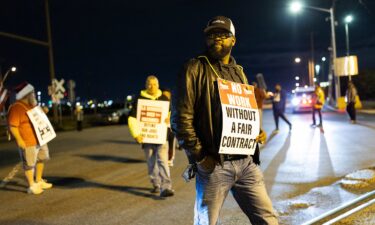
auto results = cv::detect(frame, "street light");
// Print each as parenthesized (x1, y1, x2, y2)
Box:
(294, 57, 301, 63)
(1, 66, 17, 87)
(344, 15, 353, 56)
(290, 2, 302, 13)
(289, 1, 340, 104)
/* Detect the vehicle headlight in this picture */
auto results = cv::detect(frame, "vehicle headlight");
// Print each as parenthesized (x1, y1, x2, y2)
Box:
(292, 98, 299, 106)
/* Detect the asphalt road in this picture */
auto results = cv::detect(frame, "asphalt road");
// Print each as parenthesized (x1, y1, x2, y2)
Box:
(0, 109, 374, 225)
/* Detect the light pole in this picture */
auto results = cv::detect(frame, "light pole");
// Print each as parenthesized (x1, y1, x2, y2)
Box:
(344, 15, 353, 56)
(290, 1, 340, 104)
(1, 66, 17, 88)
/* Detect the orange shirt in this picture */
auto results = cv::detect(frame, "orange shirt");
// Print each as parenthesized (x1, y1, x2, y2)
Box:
(8, 101, 38, 147)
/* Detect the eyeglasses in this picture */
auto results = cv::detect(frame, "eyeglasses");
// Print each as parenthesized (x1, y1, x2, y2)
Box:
(206, 32, 233, 39)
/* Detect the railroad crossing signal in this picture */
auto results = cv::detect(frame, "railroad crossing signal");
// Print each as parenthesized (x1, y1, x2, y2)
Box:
(50, 78, 65, 103)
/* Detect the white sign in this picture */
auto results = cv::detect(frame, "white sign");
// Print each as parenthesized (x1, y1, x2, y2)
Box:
(136, 99, 169, 144)
(26, 106, 56, 146)
(335, 56, 359, 76)
(217, 78, 260, 155)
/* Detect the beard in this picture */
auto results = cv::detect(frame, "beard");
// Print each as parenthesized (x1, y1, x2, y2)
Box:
(207, 43, 232, 60)
(28, 94, 38, 107)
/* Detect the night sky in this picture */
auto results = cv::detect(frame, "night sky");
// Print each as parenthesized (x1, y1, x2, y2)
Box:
(1, 0, 374, 102)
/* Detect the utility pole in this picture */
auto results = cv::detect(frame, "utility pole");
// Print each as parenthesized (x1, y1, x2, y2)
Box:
(0, 0, 58, 124)
(45, 0, 58, 124)
(308, 32, 315, 86)
(330, 0, 341, 102)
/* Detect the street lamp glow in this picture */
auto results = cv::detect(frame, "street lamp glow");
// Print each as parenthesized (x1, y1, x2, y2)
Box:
(11, 67, 17, 72)
(315, 64, 321, 74)
(290, 2, 302, 13)
(295, 83, 300, 87)
(345, 15, 353, 24)
(295, 76, 300, 80)
(295, 57, 301, 63)
(322, 57, 326, 62)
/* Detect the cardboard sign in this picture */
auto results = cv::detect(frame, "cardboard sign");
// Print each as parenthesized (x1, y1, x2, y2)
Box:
(26, 106, 56, 146)
(217, 78, 260, 155)
(136, 99, 169, 144)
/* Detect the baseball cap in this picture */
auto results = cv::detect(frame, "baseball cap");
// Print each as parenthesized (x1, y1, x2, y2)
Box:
(204, 16, 235, 36)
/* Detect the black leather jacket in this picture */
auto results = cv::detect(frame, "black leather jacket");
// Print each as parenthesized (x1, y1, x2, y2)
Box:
(171, 55, 260, 165)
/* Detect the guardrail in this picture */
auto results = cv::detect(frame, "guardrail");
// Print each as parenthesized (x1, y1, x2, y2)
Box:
(302, 190, 375, 225)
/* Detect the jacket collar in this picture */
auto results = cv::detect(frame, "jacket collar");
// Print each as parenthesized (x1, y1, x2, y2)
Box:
(204, 53, 237, 67)
(140, 89, 162, 100)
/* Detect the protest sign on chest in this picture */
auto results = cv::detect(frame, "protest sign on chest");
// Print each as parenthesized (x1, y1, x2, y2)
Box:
(217, 78, 260, 155)
(26, 106, 56, 146)
(136, 99, 169, 144)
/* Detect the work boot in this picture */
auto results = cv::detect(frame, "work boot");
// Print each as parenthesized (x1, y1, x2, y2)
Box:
(160, 189, 174, 197)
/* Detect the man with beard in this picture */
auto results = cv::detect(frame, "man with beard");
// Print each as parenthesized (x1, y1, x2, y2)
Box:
(172, 16, 278, 225)
(8, 82, 52, 194)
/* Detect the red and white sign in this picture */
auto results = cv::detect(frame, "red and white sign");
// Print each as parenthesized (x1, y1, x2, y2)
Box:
(217, 78, 260, 155)
(136, 99, 169, 144)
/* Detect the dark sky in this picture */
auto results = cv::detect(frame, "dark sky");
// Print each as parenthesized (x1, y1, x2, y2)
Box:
(1, 0, 374, 102)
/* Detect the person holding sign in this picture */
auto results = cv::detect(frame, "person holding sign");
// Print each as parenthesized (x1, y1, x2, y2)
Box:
(172, 16, 278, 225)
(128, 76, 174, 198)
(7, 82, 53, 195)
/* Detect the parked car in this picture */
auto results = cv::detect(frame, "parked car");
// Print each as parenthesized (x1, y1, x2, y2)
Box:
(292, 87, 315, 113)
(96, 109, 121, 124)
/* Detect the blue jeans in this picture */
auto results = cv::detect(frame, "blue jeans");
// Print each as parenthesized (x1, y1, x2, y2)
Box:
(143, 143, 172, 191)
(194, 157, 278, 225)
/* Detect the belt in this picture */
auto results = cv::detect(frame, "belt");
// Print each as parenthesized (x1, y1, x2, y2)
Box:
(223, 154, 248, 161)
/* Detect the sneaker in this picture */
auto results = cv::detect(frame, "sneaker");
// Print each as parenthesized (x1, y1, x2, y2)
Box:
(272, 129, 279, 134)
(150, 186, 160, 194)
(37, 179, 53, 190)
(27, 183, 44, 195)
(160, 189, 174, 197)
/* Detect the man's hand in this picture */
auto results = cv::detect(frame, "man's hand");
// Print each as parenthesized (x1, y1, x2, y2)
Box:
(165, 116, 170, 125)
(256, 129, 267, 144)
(135, 135, 143, 144)
(17, 140, 27, 150)
(42, 106, 49, 114)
